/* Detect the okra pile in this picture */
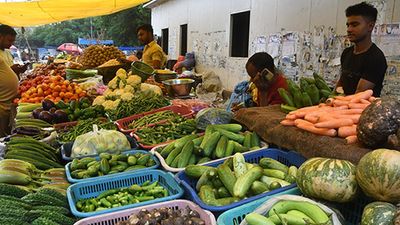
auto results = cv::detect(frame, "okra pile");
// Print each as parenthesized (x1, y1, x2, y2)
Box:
(70, 152, 156, 179)
(135, 119, 197, 146)
(185, 153, 298, 206)
(76, 181, 168, 212)
(128, 110, 186, 129)
(157, 124, 262, 168)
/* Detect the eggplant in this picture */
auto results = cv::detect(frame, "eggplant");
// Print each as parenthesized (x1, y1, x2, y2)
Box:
(32, 107, 44, 119)
(53, 110, 68, 123)
(42, 99, 56, 111)
(49, 107, 57, 114)
(39, 111, 54, 124)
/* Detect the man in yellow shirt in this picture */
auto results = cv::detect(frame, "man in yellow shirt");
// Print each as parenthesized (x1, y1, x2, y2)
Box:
(137, 24, 167, 69)
(0, 25, 20, 137)
(0, 25, 28, 76)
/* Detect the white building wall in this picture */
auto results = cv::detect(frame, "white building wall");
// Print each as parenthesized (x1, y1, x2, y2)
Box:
(150, 0, 400, 91)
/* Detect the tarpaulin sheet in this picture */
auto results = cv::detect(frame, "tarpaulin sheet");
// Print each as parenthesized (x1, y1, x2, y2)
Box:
(0, 0, 148, 27)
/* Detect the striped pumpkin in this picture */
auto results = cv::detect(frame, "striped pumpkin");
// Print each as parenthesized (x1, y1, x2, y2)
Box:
(356, 149, 400, 203)
(296, 157, 358, 203)
(361, 202, 396, 225)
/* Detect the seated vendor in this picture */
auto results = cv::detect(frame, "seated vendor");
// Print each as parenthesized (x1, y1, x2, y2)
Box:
(246, 52, 288, 106)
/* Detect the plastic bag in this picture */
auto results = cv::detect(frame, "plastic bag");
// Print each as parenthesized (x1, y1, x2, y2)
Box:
(195, 108, 232, 130)
(71, 126, 130, 158)
(240, 194, 343, 225)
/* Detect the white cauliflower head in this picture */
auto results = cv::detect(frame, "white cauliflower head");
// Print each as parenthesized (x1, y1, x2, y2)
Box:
(140, 83, 162, 95)
(107, 77, 118, 89)
(126, 75, 142, 86)
(123, 85, 135, 94)
(116, 68, 127, 80)
(121, 92, 134, 101)
(92, 96, 106, 106)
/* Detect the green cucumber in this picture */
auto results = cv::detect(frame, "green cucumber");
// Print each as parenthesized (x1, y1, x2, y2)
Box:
(159, 142, 176, 158)
(288, 166, 298, 178)
(197, 157, 211, 164)
(214, 128, 245, 143)
(188, 154, 196, 165)
(177, 140, 194, 168)
(262, 169, 287, 180)
(137, 154, 151, 166)
(202, 131, 220, 157)
(233, 153, 247, 178)
(196, 168, 216, 191)
(192, 136, 204, 146)
(200, 126, 214, 149)
(217, 164, 237, 196)
(251, 180, 270, 195)
(243, 132, 252, 148)
(260, 176, 291, 187)
(232, 141, 249, 153)
(211, 124, 242, 132)
(174, 134, 197, 149)
(259, 158, 288, 173)
(224, 140, 235, 157)
(217, 186, 231, 198)
(170, 154, 181, 168)
(250, 132, 261, 148)
(165, 145, 183, 166)
(199, 185, 216, 205)
(233, 166, 263, 198)
(185, 165, 213, 178)
(215, 136, 228, 159)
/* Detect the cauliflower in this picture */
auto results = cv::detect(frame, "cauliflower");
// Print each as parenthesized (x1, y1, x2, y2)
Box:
(126, 75, 142, 86)
(140, 83, 162, 95)
(123, 85, 135, 93)
(103, 89, 115, 97)
(102, 100, 116, 110)
(102, 99, 121, 110)
(116, 68, 127, 80)
(113, 89, 125, 96)
(92, 96, 106, 106)
(121, 92, 134, 101)
(107, 77, 118, 89)
(118, 79, 126, 89)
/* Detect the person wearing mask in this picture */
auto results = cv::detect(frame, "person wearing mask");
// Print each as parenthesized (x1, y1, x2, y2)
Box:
(0, 25, 19, 137)
(336, 2, 387, 97)
(137, 24, 167, 69)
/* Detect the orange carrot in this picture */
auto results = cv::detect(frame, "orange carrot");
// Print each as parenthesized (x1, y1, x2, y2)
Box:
(332, 105, 350, 110)
(334, 95, 348, 100)
(286, 114, 297, 120)
(280, 119, 295, 126)
(346, 135, 358, 144)
(317, 115, 336, 122)
(338, 125, 357, 138)
(333, 99, 350, 107)
(360, 99, 371, 104)
(304, 114, 319, 123)
(348, 103, 370, 109)
(315, 118, 354, 129)
(350, 90, 373, 103)
(331, 109, 364, 115)
(289, 105, 320, 114)
(295, 119, 337, 137)
(332, 114, 361, 124)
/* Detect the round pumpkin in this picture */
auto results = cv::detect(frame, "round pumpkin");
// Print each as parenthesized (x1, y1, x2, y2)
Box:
(361, 202, 396, 225)
(296, 157, 358, 203)
(356, 149, 400, 203)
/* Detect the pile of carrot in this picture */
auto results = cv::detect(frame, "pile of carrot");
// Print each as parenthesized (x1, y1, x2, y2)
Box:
(280, 90, 375, 144)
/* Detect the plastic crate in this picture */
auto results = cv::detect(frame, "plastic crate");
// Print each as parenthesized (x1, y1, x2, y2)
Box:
(60, 134, 138, 161)
(175, 148, 306, 213)
(74, 199, 216, 225)
(217, 188, 301, 225)
(65, 150, 160, 183)
(115, 105, 194, 134)
(151, 145, 270, 173)
(67, 169, 184, 218)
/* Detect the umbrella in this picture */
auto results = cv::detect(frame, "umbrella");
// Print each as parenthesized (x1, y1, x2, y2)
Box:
(57, 43, 82, 53)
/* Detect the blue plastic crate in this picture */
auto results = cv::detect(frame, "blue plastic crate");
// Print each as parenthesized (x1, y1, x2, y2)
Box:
(175, 148, 306, 213)
(61, 134, 138, 161)
(67, 169, 184, 218)
(65, 150, 160, 183)
(217, 188, 302, 225)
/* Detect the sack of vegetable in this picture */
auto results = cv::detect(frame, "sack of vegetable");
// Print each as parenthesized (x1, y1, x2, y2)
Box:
(71, 126, 130, 158)
(241, 195, 344, 225)
(195, 108, 233, 130)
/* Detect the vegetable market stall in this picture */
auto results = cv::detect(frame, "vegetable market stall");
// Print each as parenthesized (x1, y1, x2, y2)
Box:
(233, 105, 371, 163)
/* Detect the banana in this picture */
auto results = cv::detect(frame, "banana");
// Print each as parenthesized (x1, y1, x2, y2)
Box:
(268, 200, 329, 224)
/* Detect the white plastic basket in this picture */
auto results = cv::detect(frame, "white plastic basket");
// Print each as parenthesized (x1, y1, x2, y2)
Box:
(73, 199, 216, 225)
(150, 143, 269, 173)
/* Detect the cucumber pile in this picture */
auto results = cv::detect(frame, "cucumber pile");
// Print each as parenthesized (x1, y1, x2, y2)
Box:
(156, 124, 262, 168)
(69, 152, 156, 179)
(245, 199, 330, 225)
(279, 73, 333, 113)
(185, 153, 298, 206)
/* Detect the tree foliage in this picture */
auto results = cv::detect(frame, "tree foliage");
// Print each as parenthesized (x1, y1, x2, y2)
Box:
(16, 5, 150, 48)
